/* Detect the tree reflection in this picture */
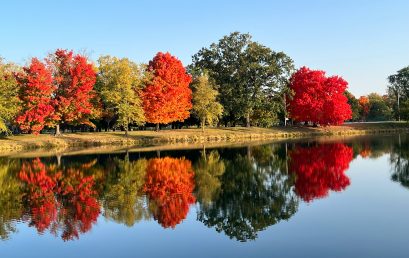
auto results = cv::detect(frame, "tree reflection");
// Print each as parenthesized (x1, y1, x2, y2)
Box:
(0, 159, 23, 240)
(390, 135, 409, 188)
(198, 145, 298, 242)
(103, 155, 150, 226)
(289, 143, 353, 202)
(194, 150, 225, 206)
(144, 157, 196, 228)
(3, 136, 406, 242)
(18, 158, 100, 241)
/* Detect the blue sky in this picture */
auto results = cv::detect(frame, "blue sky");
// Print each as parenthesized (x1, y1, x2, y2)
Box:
(1, 0, 408, 96)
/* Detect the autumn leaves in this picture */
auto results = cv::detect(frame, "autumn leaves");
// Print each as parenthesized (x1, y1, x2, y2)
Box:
(15, 50, 98, 134)
(13, 50, 195, 135)
(1, 32, 358, 135)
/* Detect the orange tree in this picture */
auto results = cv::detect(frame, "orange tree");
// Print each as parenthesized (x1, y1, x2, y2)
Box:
(141, 52, 192, 131)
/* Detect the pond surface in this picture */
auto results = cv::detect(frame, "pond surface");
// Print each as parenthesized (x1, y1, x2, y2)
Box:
(1, 134, 409, 258)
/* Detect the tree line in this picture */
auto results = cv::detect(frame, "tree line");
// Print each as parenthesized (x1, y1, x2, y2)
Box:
(0, 32, 407, 135)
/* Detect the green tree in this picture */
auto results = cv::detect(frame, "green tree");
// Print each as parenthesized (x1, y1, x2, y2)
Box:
(96, 56, 146, 135)
(0, 59, 19, 134)
(388, 66, 409, 121)
(344, 90, 360, 121)
(191, 74, 223, 132)
(367, 93, 392, 121)
(191, 32, 294, 127)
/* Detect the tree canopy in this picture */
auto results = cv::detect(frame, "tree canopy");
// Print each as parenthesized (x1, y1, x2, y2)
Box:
(96, 56, 146, 135)
(191, 73, 223, 132)
(191, 32, 294, 127)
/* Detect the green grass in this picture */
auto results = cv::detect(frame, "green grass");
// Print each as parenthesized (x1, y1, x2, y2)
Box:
(0, 122, 408, 155)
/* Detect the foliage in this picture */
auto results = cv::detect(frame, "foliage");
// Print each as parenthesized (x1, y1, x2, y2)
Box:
(191, 73, 223, 131)
(344, 91, 360, 121)
(15, 58, 56, 134)
(191, 32, 294, 126)
(358, 96, 370, 121)
(288, 66, 352, 125)
(388, 66, 409, 120)
(142, 52, 192, 127)
(367, 93, 392, 121)
(0, 59, 19, 134)
(47, 49, 100, 129)
(96, 56, 145, 133)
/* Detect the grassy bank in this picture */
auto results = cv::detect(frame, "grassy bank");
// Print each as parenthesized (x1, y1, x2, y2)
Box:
(0, 122, 408, 155)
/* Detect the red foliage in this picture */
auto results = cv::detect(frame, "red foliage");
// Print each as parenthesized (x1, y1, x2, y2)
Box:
(141, 52, 192, 125)
(15, 58, 57, 134)
(144, 157, 196, 228)
(18, 158, 100, 240)
(358, 96, 370, 121)
(48, 49, 98, 127)
(289, 143, 353, 202)
(288, 66, 352, 125)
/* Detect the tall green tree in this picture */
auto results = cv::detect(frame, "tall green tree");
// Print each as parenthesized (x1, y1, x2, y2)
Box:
(388, 66, 409, 121)
(96, 56, 146, 135)
(191, 73, 223, 132)
(0, 59, 19, 134)
(191, 32, 294, 127)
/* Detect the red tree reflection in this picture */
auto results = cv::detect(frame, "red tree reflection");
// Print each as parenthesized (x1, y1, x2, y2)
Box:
(144, 157, 196, 228)
(18, 158, 100, 240)
(289, 143, 353, 202)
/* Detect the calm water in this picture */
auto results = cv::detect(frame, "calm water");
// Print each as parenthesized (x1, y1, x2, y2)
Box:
(1, 134, 409, 257)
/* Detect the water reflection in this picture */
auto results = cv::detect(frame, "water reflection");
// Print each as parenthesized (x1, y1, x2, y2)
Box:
(0, 134, 408, 242)
(289, 143, 353, 202)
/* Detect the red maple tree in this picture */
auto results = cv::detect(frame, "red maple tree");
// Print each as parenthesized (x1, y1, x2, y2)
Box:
(288, 66, 352, 125)
(15, 58, 57, 134)
(47, 49, 99, 134)
(289, 143, 353, 202)
(141, 52, 192, 130)
(144, 157, 196, 228)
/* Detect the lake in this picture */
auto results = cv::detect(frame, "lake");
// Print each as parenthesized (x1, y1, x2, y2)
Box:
(1, 134, 409, 258)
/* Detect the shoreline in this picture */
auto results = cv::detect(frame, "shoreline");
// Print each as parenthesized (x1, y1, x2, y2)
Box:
(0, 123, 408, 156)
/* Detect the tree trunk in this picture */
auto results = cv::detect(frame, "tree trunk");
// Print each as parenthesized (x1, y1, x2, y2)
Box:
(156, 123, 160, 132)
(125, 127, 128, 137)
(55, 124, 61, 136)
(56, 155, 62, 166)
(246, 113, 251, 127)
(201, 118, 205, 133)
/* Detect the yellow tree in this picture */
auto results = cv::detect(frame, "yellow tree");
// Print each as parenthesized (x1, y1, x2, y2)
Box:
(0, 59, 19, 134)
(191, 74, 223, 132)
(96, 56, 146, 135)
